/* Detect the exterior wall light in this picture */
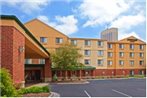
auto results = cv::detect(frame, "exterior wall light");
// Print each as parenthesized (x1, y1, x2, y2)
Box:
(112, 71, 114, 75)
(19, 46, 25, 53)
(123, 70, 125, 74)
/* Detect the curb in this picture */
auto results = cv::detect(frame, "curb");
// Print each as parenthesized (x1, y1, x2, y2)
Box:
(87, 77, 146, 81)
(49, 92, 60, 97)
(51, 81, 89, 85)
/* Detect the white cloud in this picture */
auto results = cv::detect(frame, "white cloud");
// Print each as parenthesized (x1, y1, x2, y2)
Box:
(109, 11, 145, 41)
(37, 15, 78, 35)
(119, 32, 140, 40)
(38, 15, 49, 23)
(77, 0, 145, 41)
(110, 13, 145, 30)
(78, 0, 133, 27)
(1, 0, 50, 14)
(37, 15, 56, 27)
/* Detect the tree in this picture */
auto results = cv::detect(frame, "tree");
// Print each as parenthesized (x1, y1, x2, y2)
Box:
(51, 43, 82, 69)
(51, 43, 83, 80)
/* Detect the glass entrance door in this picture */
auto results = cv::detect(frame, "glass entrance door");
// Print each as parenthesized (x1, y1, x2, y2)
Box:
(25, 70, 41, 83)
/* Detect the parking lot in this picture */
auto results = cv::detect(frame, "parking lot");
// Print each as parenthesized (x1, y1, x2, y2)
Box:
(51, 78, 146, 97)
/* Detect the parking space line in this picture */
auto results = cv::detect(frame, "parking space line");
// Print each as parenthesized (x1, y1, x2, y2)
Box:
(137, 88, 145, 91)
(112, 89, 132, 97)
(84, 90, 91, 97)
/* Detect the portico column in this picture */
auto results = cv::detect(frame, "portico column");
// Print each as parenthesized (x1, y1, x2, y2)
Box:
(92, 70, 95, 78)
(65, 70, 67, 79)
(44, 58, 52, 82)
(79, 70, 82, 79)
(60, 70, 62, 77)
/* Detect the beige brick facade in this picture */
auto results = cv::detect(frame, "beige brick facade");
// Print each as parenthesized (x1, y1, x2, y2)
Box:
(24, 19, 146, 76)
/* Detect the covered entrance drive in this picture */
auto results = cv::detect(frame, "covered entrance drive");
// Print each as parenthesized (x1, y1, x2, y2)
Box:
(25, 32, 52, 83)
(25, 64, 44, 83)
(0, 15, 51, 87)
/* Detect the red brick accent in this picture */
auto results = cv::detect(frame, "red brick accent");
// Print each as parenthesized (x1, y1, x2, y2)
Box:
(94, 69, 146, 76)
(44, 58, 52, 81)
(52, 68, 146, 79)
(94, 69, 115, 76)
(1, 26, 25, 84)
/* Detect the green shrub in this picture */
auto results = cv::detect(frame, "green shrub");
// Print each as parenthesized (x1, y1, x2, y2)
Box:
(53, 74, 58, 81)
(18, 86, 50, 94)
(134, 75, 145, 78)
(42, 86, 50, 92)
(0, 68, 18, 97)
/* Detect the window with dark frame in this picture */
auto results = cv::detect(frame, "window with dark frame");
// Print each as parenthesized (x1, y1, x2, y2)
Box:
(56, 38, 63, 44)
(40, 37, 47, 43)
(84, 59, 90, 65)
(85, 40, 91, 46)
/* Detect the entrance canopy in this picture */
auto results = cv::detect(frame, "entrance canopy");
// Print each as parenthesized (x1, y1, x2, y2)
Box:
(0, 15, 50, 59)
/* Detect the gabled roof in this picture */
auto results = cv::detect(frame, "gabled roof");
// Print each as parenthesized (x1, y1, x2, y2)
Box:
(0, 15, 50, 56)
(118, 36, 146, 44)
(25, 18, 69, 38)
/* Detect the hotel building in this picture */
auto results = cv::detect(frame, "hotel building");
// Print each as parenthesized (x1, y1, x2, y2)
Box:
(1, 15, 146, 85)
(25, 18, 146, 78)
(107, 36, 146, 76)
(70, 38, 108, 76)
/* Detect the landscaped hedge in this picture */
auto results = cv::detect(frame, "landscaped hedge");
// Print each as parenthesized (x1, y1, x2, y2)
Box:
(18, 86, 50, 94)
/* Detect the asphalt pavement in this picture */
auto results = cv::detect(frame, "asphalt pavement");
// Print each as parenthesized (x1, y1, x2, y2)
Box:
(51, 78, 146, 97)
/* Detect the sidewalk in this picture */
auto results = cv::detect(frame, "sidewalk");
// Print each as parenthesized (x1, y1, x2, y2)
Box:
(50, 80, 89, 84)
(27, 83, 49, 87)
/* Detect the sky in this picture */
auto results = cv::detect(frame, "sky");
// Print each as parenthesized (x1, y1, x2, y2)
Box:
(1, 0, 146, 41)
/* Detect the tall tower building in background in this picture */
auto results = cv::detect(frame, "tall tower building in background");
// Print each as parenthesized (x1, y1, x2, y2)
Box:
(101, 28, 118, 42)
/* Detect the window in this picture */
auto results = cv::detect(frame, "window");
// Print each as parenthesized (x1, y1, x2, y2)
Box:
(130, 52, 134, 58)
(130, 44, 134, 50)
(139, 60, 144, 65)
(139, 45, 144, 50)
(130, 60, 134, 66)
(108, 60, 113, 66)
(139, 53, 144, 58)
(108, 44, 113, 49)
(85, 59, 90, 65)
(85, 40, 91, 46)
(119, 60, 124, 66)
(40, 37, 47, 43)
(108, 52, 113, 57)
(119, 52, 124, 57)
(71, 40, 77, 45)
(98, 41, 103, 47)
(119, 44, 124, 49)
(97, 59, 103, 66)
(56, 38, 63, 44)
(139, 70, 144, 75)
(98, 50, 104, 56)
(25, 59, 32, 64)
(84, 50, 91, 56)
(130, 70, 134, 76)
(39, 59, 45, 64)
